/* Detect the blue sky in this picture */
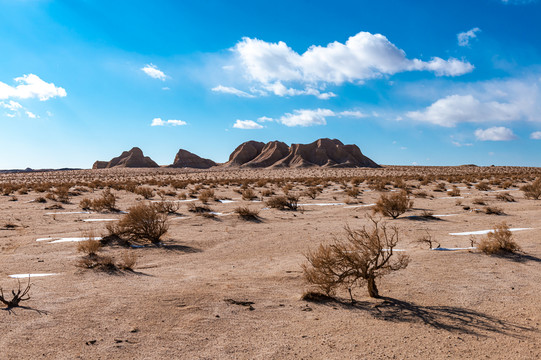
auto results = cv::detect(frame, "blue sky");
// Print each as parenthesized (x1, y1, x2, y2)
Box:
(1, 0, 541, 168)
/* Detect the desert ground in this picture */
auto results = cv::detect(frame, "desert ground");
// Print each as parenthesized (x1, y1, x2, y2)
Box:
(1, 166, 540, 359)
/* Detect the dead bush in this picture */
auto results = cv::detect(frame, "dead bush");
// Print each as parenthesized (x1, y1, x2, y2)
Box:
(373, 190, 412, 219)
(187, 202, 211, 213)
(472, 198, 487, 205)
(77, 239, 101, 256)
(478, 222, 520, 254)
(520, 178, 541, 200)
(135, 186, 155, 199)
(303, 186, 320, 199)
(448, 186, 461, 197)
(108, 203, 169, 245)
(154, 200, 180, 214)
(92, 188, 117, 212)
(0, 277, 32, 308)
(261, 189, 274, 197)
(495, 192, 515, 202)
(266, 195, 298, 210)
(484, 206, 504, 215)
(416, 230, 439, 249)
(234, 206, 260, 221)
(198, 189, 215, 203)
(118, 251, 137, 270)
(346, 187, 360, 198)
(475, 182, 491, 191)
(302, 217, 409, 300)
(241, 188, 257, 201)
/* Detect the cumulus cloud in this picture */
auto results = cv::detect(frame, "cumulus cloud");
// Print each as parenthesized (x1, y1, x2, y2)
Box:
(406, 77, 541, 127)
(475, 127, 517, 141)
(257, 116, 273, 122)
(338, 110, 366, 118)
(0, 100, 22, 113)
(278, 109, 334, 127)
(151, 118, 187, 126)
(233, 119, 264, 129)
(0, 74, 66, 101)
(141, 64, 167, 81)
(530, 131, 541, 139)
(457, 28, 481, 47)
(216, 31, 473, 99)
(212, 85, 255, 98)
(25, 111, 37, 119)
(234, 32, 473, 85)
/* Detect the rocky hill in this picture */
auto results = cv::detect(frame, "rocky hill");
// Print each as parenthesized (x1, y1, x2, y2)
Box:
(93, 147, 159, 169)
(224, 138, 379, 168)
(170, 149, 216, 169)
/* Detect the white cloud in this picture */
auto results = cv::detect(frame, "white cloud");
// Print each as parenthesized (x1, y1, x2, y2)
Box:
(278, 108, 335, 127)
(339, 110, 366, 118)
(233, 119, 264, 129)
(457, 28, 481, 47)
(406, 77, 541, 127)
(0, 74, 66, 101)
(530, 131, 541, 139)
(151, 118, 187, 126)
(474, 127, 517, 141)
(257, 116, 273, 122)
(141, 64, 167, 81)
(212, 85, 255, 98)
(234, 32, 473, 86)
(452, 141, 473, 147)
(0, 100, 22, 111)
(25, 111, 37, 118)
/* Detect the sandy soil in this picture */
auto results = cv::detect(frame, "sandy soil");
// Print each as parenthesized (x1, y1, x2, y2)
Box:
(1, 167, 540, 359)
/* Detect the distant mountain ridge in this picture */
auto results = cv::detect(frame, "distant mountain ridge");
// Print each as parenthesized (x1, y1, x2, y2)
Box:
(91, 139, 379, 169)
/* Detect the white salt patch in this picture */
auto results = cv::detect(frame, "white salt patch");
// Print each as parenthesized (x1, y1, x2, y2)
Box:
(175, 199, 198, 203)
(432, 214, 459, 217)
(209, 212, 234, 216)
(45, 211, 91, 215)
(298, 203, 345, 206)
(450, 228, 533, 236)
(439, 196, 464, 199)
(48, 237, 103, 243)
(171, 216, 190, 220)
(344, 203, 376, 208)
(36, 237, 56, 242)
(382, 249, 406, 252)
(431, 247, 476, 251)
(82, 219, 118, 222)
(218, 199, 236, 204)
(9, 273, 58, 278)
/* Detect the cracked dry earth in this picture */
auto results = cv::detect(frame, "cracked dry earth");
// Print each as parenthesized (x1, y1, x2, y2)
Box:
(0, 167, 540, 359)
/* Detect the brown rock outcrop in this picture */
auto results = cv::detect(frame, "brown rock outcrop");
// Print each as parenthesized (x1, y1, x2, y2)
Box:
(224, 138, 379, 168)
(170, 149, 216, 169)
(93, 147, 159, 168)
(224, 141, 266, 167)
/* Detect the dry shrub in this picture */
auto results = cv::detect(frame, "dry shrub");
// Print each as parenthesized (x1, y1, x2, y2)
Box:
(234, 206, 260, 221)
(187, 202, 211, 213)
(373, 190, 412, 219)
(154, 200, 180, 214)
(241, 188, 257, 201)
(484, 206, 504, 215)
(448, 186, 461, 197)
(346, 187, 360, 198)
(475, 182, 491, 191)
(77, 239, 101, 256)
(79, 198, 92, 210)
(495, 192, 515, 202)
(303, 187, 320, 199)
(92, 188, 117, 212)
(34, 196, 47, 203)
(198, 189, 215, 203)
(520, 178, 541, 200)
(302, 217, 409, 300)
(108, 203, 169, 245)
(266, 195, 298, 210)
(54, 185, 71, 203)
(261, 189, 274, 197)
(414, 190, 428, 198)
(0, 277, 32, 308)
(478, 222, 520, 254)
(118, 251, 137, 270)
(135, 186, 155, 199)
(78, 255, 117, 272)
(416, 230, 439, 249)
(472, 198, 487, 205)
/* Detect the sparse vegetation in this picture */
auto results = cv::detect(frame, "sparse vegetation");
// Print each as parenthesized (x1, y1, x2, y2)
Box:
(373, 190, 412, 219)
(266, 195, 298, 210)
(478, 222, 520, 254)
(0, 277, 32, 308)
(234, 206, 260, 221)
(107, 203, 169, 245)
(520, 178, 541, 200)
(302, 217, 409, 300)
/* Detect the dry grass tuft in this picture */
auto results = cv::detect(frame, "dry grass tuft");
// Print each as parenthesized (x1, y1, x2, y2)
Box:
(234, 206, 260, 221)
(478, 222, 520, 254)
(108, 203, 169, 245)
(373, 190, 412, 219)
